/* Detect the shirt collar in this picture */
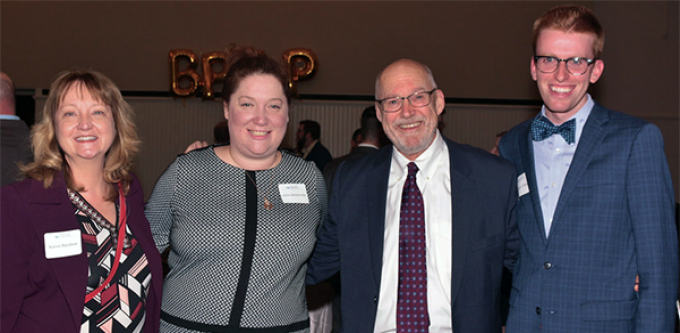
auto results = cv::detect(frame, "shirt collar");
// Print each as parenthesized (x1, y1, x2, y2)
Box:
(301, 139, 319, 159)
(391, 130, 445, 181)
(357, 142, 379, 149)
(540, 93, 594, 145)
(0, 114, 20, 121)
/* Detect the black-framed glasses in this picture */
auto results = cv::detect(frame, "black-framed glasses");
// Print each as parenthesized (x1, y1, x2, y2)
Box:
(534, 56, 597, 75)
(376, 88, 438, 113)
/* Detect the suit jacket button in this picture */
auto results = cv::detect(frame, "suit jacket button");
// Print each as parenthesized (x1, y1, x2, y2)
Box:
(543, 261, 552, 269)
(536, 307, 541, 315)
(373, 295, 378, 303)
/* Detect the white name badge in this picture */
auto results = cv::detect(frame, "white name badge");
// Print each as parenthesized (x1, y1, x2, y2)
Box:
(44, 229, 82, 259)
(278, 183, 310, 204)
(518, 172, 530, 198)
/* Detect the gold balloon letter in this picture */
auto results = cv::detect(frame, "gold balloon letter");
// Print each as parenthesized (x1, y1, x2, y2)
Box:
(202, 52, 228, 99)
(282, 48, 318, 97)
(169, 49, 203, 97)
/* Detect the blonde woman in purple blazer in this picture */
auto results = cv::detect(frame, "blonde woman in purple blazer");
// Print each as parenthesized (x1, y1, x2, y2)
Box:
(1, 69, 163, 333)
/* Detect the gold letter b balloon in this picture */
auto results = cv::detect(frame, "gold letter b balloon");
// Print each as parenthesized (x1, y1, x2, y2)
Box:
(169, 49, 203, 97)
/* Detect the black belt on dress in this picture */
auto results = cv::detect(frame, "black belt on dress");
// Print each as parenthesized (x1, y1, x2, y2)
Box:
(161, 311, 310, 333)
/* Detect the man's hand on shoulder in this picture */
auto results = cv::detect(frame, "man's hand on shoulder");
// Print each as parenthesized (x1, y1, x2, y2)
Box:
(184, 140, 208, 154)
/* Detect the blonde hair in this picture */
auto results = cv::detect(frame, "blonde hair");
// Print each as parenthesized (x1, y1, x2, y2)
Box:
(22, 69, 140, 201)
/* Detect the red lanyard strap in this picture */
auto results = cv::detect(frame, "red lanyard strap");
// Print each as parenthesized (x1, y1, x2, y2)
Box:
(84, 182, 127, 303)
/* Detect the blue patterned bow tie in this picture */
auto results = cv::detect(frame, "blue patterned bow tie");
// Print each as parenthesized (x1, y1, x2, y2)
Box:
(531, 116, 576, 144)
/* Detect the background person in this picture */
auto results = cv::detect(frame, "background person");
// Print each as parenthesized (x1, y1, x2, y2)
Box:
(323, 106, 386, 195)
(489, 130, 507, 156)
(500, 5, 678, 332)
(1, 69, 163, 332)
(147, 46, 327, 333)
(320, 105, 387, 333)
(349, 128, 362, 152)
(296, 119, 332, 172)
(213, 120, 230, 145)
(0, 71, 32, 186)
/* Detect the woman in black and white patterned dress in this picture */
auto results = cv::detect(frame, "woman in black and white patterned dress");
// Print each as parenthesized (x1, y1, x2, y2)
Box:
(146, 46, 327, 333)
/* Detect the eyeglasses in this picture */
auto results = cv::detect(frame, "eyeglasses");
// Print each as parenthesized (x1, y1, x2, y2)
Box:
(376, 88, 438, 113)
(534, 56, 597, 75)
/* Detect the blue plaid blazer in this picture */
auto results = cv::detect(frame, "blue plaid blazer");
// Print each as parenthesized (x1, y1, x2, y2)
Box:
(499, 103, 678, 333)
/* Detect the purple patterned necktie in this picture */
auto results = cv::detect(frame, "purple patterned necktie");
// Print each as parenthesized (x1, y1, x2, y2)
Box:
(397, 162, 429, 332)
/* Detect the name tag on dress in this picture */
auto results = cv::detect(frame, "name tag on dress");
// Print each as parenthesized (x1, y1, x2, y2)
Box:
(278, 184, 310, 203)
(44, 229, 82, 259)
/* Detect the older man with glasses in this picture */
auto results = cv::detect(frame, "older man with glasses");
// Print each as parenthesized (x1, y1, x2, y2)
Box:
(307, 58, 520, 333)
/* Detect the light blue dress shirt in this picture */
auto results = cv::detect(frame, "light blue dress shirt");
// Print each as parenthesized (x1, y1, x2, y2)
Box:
(533, 94, 594, 237)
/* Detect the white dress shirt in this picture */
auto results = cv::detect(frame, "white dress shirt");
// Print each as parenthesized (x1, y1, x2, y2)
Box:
(374, 131, 453, 332)
(357, 142, 380, 149)
(533, 94, 593, 237)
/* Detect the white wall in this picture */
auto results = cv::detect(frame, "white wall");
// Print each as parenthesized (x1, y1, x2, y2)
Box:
(12, 1, 679, 198)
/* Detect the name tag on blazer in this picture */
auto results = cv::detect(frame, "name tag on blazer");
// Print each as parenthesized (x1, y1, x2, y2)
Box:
(278, 184, 310, 203)
(44, 229, 82, 259)
(518, 173, 530, 198)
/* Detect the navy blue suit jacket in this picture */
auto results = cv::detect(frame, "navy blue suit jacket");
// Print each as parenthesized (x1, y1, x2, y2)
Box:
(323, 146, 379, 195)
(1, 173, 163, 333)
(307, 135, 519, 332)
(305, 141, 333, 172)
(499, 104, 678, 333)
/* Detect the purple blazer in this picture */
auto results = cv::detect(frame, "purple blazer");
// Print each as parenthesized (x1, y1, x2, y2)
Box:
(1, 172, 163, 333)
